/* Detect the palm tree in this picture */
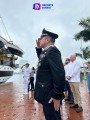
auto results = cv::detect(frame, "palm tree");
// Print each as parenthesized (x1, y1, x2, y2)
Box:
(74, 17, 90, 42)
(76, 46, 90, 60)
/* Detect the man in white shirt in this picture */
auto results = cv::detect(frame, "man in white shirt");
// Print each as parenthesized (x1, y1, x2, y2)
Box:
(64, 58, 74, 103)
(66, 54, 83, 113)
(21, 63, 31, 94)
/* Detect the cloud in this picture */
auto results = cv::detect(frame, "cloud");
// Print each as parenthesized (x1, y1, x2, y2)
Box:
(0, 0, 90, 66)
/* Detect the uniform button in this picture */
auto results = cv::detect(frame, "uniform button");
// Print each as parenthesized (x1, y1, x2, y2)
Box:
(42, 85, 44, 87)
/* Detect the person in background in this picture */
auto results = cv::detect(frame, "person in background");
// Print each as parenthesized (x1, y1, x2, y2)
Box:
(64, 58, 74, 104)
(66, 54, 83, 113)
(34, 28, 65, 120)
(21, 63, 31, 94)
(30, 67, 35, 91)
(86, 62, 90, 93)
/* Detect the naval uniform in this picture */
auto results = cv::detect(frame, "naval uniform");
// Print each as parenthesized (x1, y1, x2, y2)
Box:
(22, 67, 31, 93)
(34, 45, 65, 120)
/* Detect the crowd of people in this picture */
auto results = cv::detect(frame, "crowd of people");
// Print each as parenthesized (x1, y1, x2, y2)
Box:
(21, 28, 90, 120)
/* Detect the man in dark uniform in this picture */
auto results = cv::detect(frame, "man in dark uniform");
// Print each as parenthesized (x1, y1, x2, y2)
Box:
(34, 28, 65, 120)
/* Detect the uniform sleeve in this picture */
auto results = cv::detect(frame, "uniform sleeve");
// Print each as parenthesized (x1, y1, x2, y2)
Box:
(22, 68, 25, 72)
(47, 48, 65, 100)
(35, 47, 42, 58)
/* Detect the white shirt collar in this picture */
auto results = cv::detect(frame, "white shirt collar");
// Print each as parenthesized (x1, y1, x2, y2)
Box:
(44, 44, 54, 50)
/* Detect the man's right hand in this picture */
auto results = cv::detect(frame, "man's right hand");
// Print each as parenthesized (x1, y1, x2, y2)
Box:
(36, 38, 41, 48)
(21, 64, 25, 69)
(48, 98, 60, 111)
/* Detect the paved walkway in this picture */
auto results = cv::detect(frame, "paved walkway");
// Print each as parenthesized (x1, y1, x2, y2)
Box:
(0, 74, 90, 120)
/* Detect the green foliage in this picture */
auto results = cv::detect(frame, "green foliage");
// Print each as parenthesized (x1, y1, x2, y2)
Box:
(76, 46, 90, 60)
(76, 53, 82, 58)
(74, 17, 90, 42)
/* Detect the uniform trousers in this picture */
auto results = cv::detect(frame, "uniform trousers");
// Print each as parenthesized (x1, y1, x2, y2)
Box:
(23, 76, 29, 93)
(43, 102, 61, 120)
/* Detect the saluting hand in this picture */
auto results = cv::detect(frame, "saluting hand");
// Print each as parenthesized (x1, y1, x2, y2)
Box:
(36, 38, 41, 48)
(49, 98, 60, 111)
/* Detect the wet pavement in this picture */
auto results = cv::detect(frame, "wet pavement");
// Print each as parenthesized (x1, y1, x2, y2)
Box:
(0, 74, 90, 120)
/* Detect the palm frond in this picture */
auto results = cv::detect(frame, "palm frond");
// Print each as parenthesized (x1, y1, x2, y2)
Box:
(76, 46, 90, 60)
(74, 30, 90, 42)
(76, 53, 82, 58)
(74, 17, 90, 42)
(79, 18, 90, 30)
(82, 47, 90, 60)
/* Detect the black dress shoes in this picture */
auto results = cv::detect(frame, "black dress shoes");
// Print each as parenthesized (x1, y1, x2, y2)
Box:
(69, 101, 74, 104)
(64, 98, 70, 101)
(76, 107, 83, 113)
(70, 104, 78, 108)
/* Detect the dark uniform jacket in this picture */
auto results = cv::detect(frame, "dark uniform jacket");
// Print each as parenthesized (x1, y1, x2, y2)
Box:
(34, 46, 65, 104)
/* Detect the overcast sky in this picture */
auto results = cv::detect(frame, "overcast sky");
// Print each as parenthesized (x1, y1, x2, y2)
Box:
(0, 0, 90, 67)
